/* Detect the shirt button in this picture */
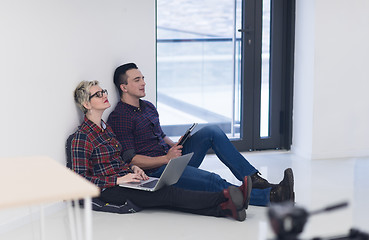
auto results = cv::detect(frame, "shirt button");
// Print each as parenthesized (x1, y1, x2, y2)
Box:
(116, 144, 119, 148)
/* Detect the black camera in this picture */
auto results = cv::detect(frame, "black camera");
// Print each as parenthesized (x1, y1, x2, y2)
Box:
(268, 202, 368, 240)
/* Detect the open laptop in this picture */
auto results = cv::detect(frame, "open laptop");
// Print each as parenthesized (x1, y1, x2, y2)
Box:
(119, 152, 193, 192)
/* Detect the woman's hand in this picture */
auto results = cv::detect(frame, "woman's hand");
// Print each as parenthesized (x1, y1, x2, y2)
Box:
(116, 166, 149, 185)
(130, 165, 149, 181)
(116, 173, 145, 185)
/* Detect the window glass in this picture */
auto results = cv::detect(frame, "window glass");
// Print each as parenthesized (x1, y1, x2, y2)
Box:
(157, 0, 242, 140)
(260, 0, 271, 138)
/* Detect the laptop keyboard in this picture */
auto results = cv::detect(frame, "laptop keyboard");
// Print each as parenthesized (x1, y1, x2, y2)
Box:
(140, 179, 158, 188)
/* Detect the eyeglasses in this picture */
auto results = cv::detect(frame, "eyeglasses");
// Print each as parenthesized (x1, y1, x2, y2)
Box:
(89, 89, 108, 100)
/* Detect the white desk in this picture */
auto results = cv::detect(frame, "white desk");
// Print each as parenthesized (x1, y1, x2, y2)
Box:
(0, 156, 100, 240)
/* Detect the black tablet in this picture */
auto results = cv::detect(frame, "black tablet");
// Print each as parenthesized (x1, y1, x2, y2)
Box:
(178, 123, 198, 146)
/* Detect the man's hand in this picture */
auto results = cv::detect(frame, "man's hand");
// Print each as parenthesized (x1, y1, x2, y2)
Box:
(166, 144, 183, 162)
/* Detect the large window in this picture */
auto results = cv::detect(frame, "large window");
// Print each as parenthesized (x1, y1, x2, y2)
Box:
(156, 0, 243, 141)
(156, 0, 295, 150)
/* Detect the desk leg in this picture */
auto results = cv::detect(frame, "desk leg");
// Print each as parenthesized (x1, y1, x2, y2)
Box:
(67, 201, 77, 240)
(40, 205, 45, 240)
(84, 197, 92, 240)
(74, 200, 83, 240)
(67, 198, 93, 240)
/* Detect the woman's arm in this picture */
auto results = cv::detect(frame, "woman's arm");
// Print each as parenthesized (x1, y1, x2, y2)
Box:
(71, 132, 118, 188)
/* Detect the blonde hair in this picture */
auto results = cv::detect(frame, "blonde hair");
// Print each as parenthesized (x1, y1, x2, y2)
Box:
(73, 80, 99, 114)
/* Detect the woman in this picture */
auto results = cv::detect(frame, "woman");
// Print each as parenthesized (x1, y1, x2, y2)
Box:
(71, 80, 252, 221)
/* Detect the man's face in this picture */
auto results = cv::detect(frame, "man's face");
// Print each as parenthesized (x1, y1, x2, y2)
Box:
(123, 68, 146, 99)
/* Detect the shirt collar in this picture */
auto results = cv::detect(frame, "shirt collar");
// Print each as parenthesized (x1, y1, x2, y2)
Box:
(120, 99, 145, 112)
(83, 116, 107, 133)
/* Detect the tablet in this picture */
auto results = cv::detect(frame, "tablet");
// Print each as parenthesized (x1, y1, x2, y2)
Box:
(178, 123, 198, 146)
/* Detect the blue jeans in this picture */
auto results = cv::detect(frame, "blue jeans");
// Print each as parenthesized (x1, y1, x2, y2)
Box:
(149, 125, 271, 206)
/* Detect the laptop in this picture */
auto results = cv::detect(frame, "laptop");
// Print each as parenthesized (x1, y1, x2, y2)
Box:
(119, 152, 193, 191)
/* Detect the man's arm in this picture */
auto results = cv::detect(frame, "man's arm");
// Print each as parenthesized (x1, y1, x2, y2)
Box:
(131, 144, 183, 170)
(130, 154, 169, 170)
(163, 136, 176, 147)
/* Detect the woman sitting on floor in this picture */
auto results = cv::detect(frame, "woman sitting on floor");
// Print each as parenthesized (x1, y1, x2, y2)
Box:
(70, 80, 252, 221)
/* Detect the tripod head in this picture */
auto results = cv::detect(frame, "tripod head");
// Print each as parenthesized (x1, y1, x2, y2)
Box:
(268, 202, 349, 240)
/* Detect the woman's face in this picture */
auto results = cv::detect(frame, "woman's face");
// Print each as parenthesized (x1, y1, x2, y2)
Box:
(88, 85, 111, 112)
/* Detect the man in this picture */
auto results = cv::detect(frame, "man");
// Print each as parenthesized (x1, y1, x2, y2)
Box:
(107, 63, 295, 206)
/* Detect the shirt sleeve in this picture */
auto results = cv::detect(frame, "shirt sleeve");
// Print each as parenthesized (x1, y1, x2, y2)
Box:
(108, 106, 136, 163)
(71, 132, 118, 188)
(146, 101, 167, 139)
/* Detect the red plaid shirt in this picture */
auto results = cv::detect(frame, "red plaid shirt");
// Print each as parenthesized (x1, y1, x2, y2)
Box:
(71, 117, 131, 188)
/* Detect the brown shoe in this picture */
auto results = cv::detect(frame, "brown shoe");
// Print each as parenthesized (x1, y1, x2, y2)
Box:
(221, 186, 246, 221)
(270, 168, 295, 203)
(251, 172, 276, 189)
(239, 176, 252, 209)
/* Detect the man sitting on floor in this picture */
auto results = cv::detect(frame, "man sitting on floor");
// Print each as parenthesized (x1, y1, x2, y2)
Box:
(107, 62, 295, 206)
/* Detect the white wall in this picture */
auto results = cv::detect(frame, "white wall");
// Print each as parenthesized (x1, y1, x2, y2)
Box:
(0, 0, 156, 231)
(293, 0, 369, 159)
(0, 0, 156, 163)
(2, 0, 369, 232)
(3, 0, 367, 165)
(292, 0, 315, 159)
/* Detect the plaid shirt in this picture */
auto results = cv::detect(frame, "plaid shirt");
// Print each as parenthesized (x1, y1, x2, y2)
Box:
(107, 100, 170, 166)
(71, 117, 131, 188)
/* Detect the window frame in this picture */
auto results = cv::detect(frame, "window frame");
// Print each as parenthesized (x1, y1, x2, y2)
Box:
(232, 0, 295, 151)
(155, 0, 296, 151)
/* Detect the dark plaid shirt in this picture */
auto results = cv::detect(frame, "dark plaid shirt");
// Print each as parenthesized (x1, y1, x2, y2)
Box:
(71, 117, 131, 188)
(107, 100, 170, 166)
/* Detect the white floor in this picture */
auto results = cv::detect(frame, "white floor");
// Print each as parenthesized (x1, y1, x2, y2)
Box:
(1, 151, 369, 240)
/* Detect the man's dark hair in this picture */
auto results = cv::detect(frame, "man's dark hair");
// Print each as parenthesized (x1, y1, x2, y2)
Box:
(113, 63, 138, 97)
